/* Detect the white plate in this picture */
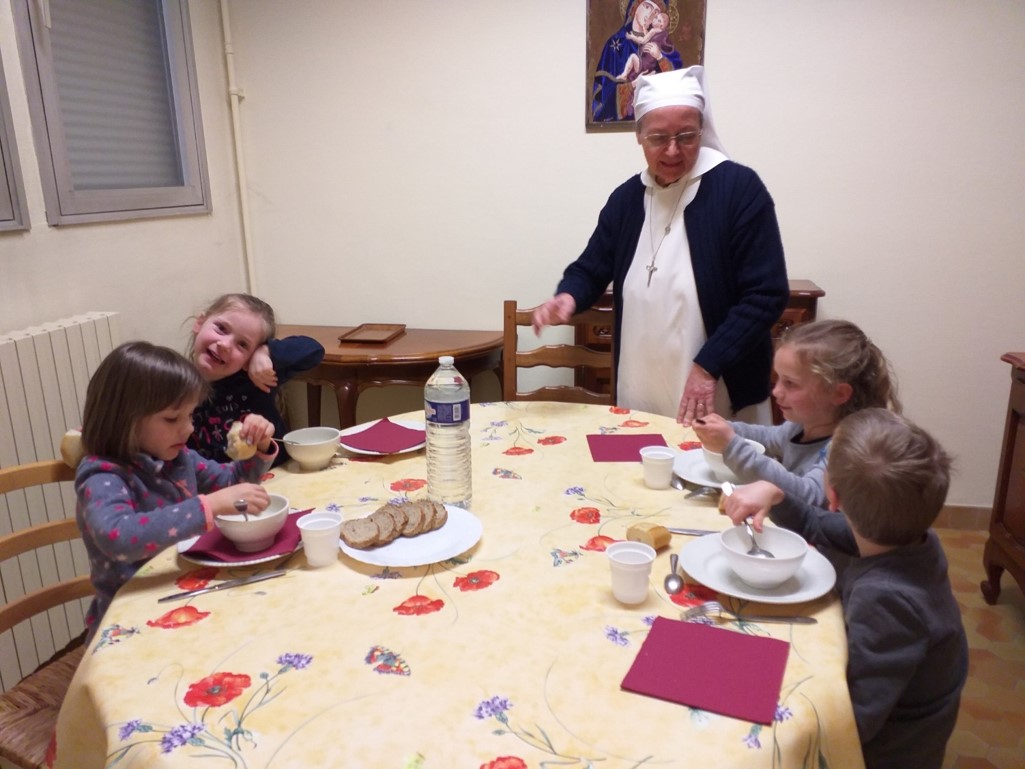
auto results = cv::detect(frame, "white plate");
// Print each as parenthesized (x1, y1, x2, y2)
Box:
(678, 533, 837, 605)
(338, 419, 426, 456)
(177, 536, 303, 568)
(673, 449, 722, 489)
(339, 505, 483, 567)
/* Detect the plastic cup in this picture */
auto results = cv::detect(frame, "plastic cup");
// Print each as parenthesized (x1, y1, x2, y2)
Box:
(640, 445, 675, 489)
(297, 512, 342, 567)
(606, 540, 656, 604)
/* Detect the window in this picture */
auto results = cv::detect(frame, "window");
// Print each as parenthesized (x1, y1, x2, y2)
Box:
(0, 51, 29, 232)
(12, 0, 210, 225)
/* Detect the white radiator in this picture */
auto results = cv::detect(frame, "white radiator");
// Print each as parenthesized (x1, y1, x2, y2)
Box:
(0, 312, 120, 691)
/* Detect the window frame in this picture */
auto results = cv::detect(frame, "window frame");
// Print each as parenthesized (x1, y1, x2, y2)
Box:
(0, 49, 29, 232)
(12, 0, 210, 226)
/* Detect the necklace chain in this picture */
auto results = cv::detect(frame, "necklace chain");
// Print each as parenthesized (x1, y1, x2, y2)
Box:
(645, 182, 690, 287)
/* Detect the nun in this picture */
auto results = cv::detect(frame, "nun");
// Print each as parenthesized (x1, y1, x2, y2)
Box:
(533, 66, 789, 427)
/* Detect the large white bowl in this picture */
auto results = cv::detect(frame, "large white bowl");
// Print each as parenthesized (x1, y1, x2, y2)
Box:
(283, 426, 341, 471)
(719, 525, 807, 589)
(215, 494, 289, 552)
(702, 438, 765, 483)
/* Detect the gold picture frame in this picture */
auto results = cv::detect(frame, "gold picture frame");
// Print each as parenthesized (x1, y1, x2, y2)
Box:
(586, 0, 707, 131)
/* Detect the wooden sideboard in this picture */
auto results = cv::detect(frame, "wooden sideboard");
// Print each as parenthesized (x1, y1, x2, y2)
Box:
(981, 352, 1025, 604)
(575, 279, 825, 423)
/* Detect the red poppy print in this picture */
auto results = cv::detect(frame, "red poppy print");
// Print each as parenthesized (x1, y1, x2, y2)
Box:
(503, 446, 534, 456)
(44, 733, 57, 767)
(570, 507, 601, 524)
(183, 671, 252, 707)
(146, 605, 211, 629)
(620, 419, 649, 428)
(670, 582, 719, 607)
(678, 441, 702, 451)
(393, 595, 444, 615)
(390, 478, 427, 492)
(453, 570, 500, 591)
(581, 535, 617, 552)
(480, 757, 527, 769)
(537, 436, 565, 446)
(609, 407, 630, 414)
(176, 567, 219, 592)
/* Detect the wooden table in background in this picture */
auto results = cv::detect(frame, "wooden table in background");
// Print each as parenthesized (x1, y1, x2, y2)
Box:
(276, 324, 503, 428)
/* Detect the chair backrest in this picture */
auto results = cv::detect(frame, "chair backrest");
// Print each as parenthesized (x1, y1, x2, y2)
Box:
(0, 460, 92, 686)
(502, 299, 616, 405)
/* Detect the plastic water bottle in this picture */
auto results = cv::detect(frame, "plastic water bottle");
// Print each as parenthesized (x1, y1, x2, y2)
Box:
(424, 355, 472, 509)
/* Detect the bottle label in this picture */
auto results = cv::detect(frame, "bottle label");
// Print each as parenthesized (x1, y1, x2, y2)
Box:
(425, 399, 470, 425)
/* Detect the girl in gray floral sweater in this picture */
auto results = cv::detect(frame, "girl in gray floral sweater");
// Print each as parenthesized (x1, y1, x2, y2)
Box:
(76, 342, 278, 641)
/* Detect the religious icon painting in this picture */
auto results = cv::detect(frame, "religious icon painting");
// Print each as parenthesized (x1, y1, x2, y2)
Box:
(586, 0, 707, 131)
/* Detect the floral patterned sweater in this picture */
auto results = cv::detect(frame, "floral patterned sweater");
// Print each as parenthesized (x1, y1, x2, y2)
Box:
(75, 448, 273, 641)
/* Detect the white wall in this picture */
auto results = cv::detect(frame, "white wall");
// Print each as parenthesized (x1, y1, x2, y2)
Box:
(0, 0, 246, 349)
(226, 0, 1025, 508)
(2, 1, 1023, 510)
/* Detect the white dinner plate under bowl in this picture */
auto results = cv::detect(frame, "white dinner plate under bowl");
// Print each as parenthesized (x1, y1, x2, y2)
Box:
(673, 449, 722, 489)
(338, 419, 426, 456)
(339, 505, 483, 567)
(678, 533, 837, 605)
(177, 537, 303, 568)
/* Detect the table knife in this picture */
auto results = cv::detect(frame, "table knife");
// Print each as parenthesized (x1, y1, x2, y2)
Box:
(667, 527, 718, 536)
(158, 570, 288, 603)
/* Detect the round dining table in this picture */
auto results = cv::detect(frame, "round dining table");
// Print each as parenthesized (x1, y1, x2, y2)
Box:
(51, 402, 863, 769)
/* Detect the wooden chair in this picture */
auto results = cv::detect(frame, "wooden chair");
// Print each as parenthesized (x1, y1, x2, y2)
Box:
(0, 459, 92, 769)
(503, 299, 616, 405)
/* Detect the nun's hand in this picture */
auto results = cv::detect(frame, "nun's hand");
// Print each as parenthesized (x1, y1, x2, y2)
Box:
(677, 365, 716, 426)
(531, 294, 576, 336)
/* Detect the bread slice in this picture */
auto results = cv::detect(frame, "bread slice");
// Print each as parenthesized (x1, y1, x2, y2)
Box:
(225, 421, 257, 461)
(378, 503, 409, 533)
(429, 501, 448, 531)
(370, 507, 397, 545)
(340, 517, 380, 549)
(400, 502, 426, 537)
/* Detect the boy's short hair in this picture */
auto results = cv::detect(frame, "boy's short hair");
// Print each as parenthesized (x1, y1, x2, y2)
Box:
(827, 408, 951, 546)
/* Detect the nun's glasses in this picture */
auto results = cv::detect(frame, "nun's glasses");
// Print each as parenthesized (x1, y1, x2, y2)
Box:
(641, 130, 702, 149)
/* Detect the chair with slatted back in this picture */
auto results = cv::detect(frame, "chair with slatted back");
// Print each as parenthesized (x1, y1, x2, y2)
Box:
(503, 299, 617, 405)
(0, 458, 92, 769)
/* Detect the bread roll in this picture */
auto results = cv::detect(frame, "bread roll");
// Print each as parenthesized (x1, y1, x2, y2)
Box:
(60, 428, 84, 468)
(626, 522, 672, 551)
(225, 421, 257, 461)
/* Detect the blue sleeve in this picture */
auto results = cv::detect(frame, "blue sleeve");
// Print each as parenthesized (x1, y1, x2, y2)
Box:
(267, 336, 325, 384)
(76, 468, 208, 563)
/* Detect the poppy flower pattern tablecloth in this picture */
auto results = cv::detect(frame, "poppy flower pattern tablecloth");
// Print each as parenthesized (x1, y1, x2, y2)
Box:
(52, 401, 863, 769)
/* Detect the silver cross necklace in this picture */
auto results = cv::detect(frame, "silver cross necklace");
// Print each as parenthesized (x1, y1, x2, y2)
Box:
(645, 181, 690, 287)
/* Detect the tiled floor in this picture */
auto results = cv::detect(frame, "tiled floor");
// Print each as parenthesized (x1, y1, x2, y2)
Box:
(937, 528, 1025, 769)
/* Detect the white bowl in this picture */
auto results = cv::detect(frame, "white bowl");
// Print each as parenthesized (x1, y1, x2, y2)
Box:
(702, 439, 766, 483)
(719, 525, 807, 589)
(282, 426, 341, 471)
(215, 494, 289, 552)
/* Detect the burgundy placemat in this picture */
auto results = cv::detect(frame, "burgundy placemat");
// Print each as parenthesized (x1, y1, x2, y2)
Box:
(185, 510, 310, 563)
(621, 616, 790, 724)
(340, 418, 426, 453)
(586, 433, 667, 462)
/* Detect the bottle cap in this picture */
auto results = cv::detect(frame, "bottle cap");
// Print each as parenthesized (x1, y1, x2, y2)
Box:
(439, 355, 454, 365)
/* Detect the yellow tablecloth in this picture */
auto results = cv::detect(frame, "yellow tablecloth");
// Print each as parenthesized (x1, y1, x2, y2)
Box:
(52, 402, 863, 769)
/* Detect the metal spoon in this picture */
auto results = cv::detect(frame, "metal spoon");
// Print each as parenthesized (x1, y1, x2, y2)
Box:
(664, 552, 684, 594)
(233, 499, 250, 521)
(743, 517, 775, 558)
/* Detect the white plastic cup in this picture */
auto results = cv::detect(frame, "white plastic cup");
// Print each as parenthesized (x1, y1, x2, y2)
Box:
(297, 512, 342, 567)
(606, 540, 656, 604)
(639, 445, 675, 489)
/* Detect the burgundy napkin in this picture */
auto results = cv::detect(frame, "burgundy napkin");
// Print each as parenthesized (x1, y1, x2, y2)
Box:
(340, 418, 426, 453)
(586, 433, 667, 462)
(621, 616, 789, 724)
(185, 510, 309, 563)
